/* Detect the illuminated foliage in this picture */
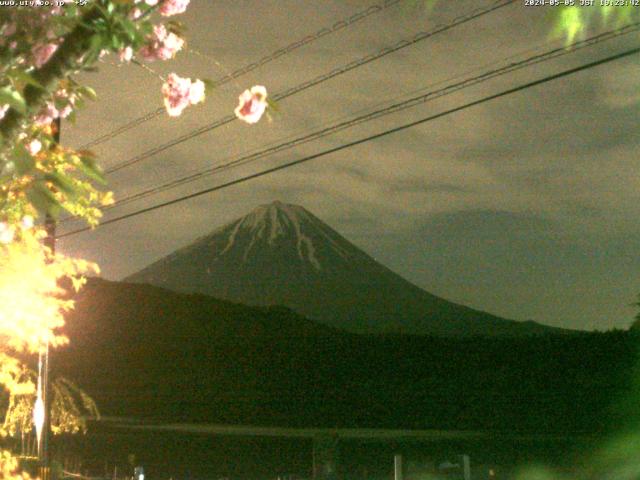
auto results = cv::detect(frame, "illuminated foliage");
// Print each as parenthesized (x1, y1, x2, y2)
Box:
(0, 1, 192, 221)
(0, 5, 224, 475)
(0, 5, 221, 457)
(553, 4, 640, 44)
(1, 370, 99, 438)
(0, 355, 33, 401)
(0, 450, 35, 480)
(0, 228, 98, 355)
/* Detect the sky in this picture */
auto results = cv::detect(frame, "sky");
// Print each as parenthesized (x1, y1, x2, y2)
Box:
(59, 0, 640, 331)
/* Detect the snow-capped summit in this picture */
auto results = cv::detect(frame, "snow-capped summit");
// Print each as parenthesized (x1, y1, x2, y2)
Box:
(215, 200, 351, 270)
(125, 201, 562, 336)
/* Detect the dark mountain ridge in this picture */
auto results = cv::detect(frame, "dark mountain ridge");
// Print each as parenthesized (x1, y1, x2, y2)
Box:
(125, 201, 566, 337)
(55, 278, 637, 434)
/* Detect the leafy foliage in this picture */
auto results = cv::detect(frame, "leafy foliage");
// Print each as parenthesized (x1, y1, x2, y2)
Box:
(553, 4, 640, 43)
(0, 450, 35, 480)
(0, 1, 178, 221)
(0, 3, 199, 468)
(1, 370, 99, 438)
(0, 229, 98, 354)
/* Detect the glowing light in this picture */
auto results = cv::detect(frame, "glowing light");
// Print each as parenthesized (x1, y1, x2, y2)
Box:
(0, 223, 14, 245)
(33, 393, 44, 447)
(33, 349, 45, 451)
(0, 229, 98, 354)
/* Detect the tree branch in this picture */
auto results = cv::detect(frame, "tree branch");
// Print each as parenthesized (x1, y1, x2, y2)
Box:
(0, 6, 102, 146)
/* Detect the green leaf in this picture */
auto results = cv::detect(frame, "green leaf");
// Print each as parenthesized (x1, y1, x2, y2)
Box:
(118, 18, 138, 42)
(78, 86, 98, 100)
(111, 33, 123, 50)
(80, 39, 103, 68)
(67, 110, 78, 125)
(53, 96, 68, 111)
(166, 20, 187, 36)
(7, 70, 44, 90)
(44, 172, 77, 196)
(0, 86, 26, 114)
(138, 22, 153, 37)
(202, 79, 215, 95)
(77, 152, 106, 185)
(12, 144, 35, 176)
(26, 183, 59, 216)
(267, 97, 280, 113)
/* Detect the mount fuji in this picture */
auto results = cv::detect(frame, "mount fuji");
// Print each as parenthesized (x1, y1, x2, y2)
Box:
(125, 201, 562, 336)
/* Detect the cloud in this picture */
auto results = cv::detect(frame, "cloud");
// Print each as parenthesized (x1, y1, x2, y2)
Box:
(58, 0, 640, 330)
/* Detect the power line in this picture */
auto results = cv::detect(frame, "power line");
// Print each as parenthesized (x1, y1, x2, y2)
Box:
(57, 46, 640, 239)
(102, 0, 516, 175)
(78, 0, 403, 150)
(88, 23, 639, 214)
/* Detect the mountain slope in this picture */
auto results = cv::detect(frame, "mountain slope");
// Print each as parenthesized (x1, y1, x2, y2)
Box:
(125, 201, 563, 336)
(56, 279, 634, 432)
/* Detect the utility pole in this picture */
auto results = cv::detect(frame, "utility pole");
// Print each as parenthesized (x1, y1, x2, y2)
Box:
(38, 117, 60, 480)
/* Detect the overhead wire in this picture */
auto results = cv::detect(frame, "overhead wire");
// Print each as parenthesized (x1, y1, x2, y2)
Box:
(100, 0, 517, 175)
(81, 23, 639, 215)
(57, 46, 640, 239)
(77, 0, 404, 150)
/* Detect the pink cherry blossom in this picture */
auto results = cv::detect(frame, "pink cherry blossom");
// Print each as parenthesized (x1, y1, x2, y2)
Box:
(34, 103, 58, 127)
(26, 139, 42, 156)
(33, 91, 76, 126)
(161, 73, 206, 117)
(119, 46, 133, 63)
(140, 24, 184, 61)
(146, 0, 160, 4)
(162, 74, 190, 117)
(129, 7, 142, 20)
(159, 0, 190, 16)
(32, 43, 58, 68)
(234, 86, 268, 124)
(58, 104, 72, 118)
(188, 79, 205, 105)
(55, 89, 76, 119)
(155, 35, 184, 60)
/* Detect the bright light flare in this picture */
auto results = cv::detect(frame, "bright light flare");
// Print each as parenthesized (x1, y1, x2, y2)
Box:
(33, 393, 44, 446)
(0, 229, 97, 354)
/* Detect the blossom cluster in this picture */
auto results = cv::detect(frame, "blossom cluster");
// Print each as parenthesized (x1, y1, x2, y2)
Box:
(0, 0, 269, 252)
(139, 24, 185, 61)
(32, 42, 59, 69)
(235, 86, 269, 124)
(161, 73, 205, 117)
(130, 0, 190, 19)
(34, 89, 76, 126)
(0, 0, 273, 122)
